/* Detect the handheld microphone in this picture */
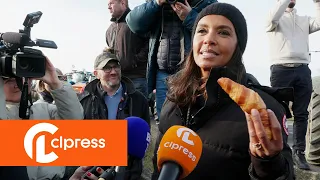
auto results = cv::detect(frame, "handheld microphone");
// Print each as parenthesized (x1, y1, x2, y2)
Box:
(83, 116, 151, 180)
(98, 166, 116, 180)
(157, 126, 202, 180)
(95, 165, 126, 180)
(126, 116, 151, 159)
(111, 116, 151, 180)
(82, 166, 110, 179)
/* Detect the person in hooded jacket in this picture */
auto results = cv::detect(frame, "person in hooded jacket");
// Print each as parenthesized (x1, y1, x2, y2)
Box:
(266, 0, 320, 170)
(0, 78, 30, 180)
(78, 49, 150, 180)
(126, 0, 218, 122)
(0, 56, 84, 180)
(152, 3, 295, 180)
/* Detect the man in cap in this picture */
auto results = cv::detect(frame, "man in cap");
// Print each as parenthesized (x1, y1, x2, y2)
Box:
(79, 49, 150, 122)
(78, 49, 150, 179)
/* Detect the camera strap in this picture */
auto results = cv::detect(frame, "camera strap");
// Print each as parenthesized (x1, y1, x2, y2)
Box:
(19, 78, 33, 119)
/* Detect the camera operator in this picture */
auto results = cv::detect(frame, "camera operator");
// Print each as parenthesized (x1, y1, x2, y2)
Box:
(0, 56, 84, 180)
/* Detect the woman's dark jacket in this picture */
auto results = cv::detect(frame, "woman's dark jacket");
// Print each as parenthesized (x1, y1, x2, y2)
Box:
(152, 68, 294, 180)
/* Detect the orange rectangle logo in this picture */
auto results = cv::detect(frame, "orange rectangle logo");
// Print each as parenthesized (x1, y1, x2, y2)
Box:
(0, 120, 127, 166)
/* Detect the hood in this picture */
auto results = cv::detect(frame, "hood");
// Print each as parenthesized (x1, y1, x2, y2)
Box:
(5, 102, 20, 119)
(285, 8, 297, 14)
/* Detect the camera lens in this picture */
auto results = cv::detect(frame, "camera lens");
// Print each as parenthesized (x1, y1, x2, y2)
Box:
(19, 59, 30, 70)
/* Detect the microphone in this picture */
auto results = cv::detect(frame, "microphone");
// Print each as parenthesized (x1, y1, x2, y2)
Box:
(111, 116, 151, 180)
(98, 166, 116, 180)
(83, 166, 111, 179)
(157, 125, 203, 180)
(1, 32, 30, 45)
(126, 116, 151, 159)
(84, 116, 151, 180)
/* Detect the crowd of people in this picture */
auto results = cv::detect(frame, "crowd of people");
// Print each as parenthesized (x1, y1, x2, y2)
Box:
(0, 0, 319, 179)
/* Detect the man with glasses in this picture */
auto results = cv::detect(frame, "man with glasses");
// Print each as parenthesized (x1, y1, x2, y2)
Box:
(78, 49, 149, 179)
(79, 49, 150, 122)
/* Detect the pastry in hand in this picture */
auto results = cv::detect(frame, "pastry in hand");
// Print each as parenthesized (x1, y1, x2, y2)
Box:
(217, 77, 273, 140)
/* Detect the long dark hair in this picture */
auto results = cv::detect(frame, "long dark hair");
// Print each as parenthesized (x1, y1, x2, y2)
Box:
(167, 45, 246, 107)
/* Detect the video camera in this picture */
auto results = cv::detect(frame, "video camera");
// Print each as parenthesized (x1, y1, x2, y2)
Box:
(0, 11, 58, 119)
(0, 11, 57, 78)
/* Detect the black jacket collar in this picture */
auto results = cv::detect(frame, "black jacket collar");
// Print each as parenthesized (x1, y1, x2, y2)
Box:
(204, 66, 243, 108)
(78, 76, 136, 101)
(110, 8, 130, 23)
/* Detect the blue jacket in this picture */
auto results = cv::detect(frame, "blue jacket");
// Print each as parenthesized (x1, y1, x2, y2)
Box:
(126, 0, 218, 94)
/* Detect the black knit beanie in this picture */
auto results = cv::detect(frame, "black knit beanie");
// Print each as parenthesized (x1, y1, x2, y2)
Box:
(192, 3, 248, 54)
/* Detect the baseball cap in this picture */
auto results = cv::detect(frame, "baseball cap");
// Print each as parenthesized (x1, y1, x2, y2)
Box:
(94, 50, 120, 70)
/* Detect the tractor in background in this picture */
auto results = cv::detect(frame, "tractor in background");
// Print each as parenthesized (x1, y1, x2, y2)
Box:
(306, 76, 320, 166)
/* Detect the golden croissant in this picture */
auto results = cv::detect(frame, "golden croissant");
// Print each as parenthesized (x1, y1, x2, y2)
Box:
(217, 77, 273, 140)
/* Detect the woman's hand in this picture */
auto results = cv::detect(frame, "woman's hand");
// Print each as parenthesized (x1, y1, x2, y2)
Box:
(34, 56, 62, 90)
(69, 166, 105, 180)
(171, 0, 192, 21)
(245, 109, 283, 158)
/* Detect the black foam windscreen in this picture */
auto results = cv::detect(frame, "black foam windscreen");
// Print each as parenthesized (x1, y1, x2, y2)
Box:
(2, 32, 30, 45)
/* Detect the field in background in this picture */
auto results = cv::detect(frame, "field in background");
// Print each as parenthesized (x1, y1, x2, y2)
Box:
(142, 119, 159, 180)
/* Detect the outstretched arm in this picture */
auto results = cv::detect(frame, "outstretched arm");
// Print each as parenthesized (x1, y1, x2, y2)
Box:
(126, 0, 161, 35)
(309, 1, 320, 34)
(266, 0, 291, 32)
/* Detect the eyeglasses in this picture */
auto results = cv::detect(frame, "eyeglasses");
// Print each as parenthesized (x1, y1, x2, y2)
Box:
(102, 64, 121, 73)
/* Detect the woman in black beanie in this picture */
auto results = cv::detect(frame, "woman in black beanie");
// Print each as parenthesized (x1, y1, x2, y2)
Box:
(152, 2, 294, 180)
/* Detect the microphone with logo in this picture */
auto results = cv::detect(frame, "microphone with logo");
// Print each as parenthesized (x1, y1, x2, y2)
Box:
(84, 116, 151, 180)
(157, 125, 202, 180)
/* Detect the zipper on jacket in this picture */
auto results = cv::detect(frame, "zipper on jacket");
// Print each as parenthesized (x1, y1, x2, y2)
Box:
(129, 97, 133, 116)
(177, 106, 186, 126)
(192, 0, 203, 8)
(116, 102, 121, 119)
(187, 90, 221, 128)
(91, 95, 96, 119)
(116, 23, 119, 45)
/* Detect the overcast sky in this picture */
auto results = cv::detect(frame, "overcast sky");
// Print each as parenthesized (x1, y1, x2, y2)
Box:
(1, 0, 320, 86)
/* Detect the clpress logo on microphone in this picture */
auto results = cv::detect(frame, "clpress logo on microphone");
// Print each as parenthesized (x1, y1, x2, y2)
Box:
(0, 120, 127, 166)
(157, 126, 203, 179)
(161, 127, 199, 161)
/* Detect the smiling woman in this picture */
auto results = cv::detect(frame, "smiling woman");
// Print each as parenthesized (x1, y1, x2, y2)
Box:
(151, 3, 295, 180)
(192, 15, 238, 75)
